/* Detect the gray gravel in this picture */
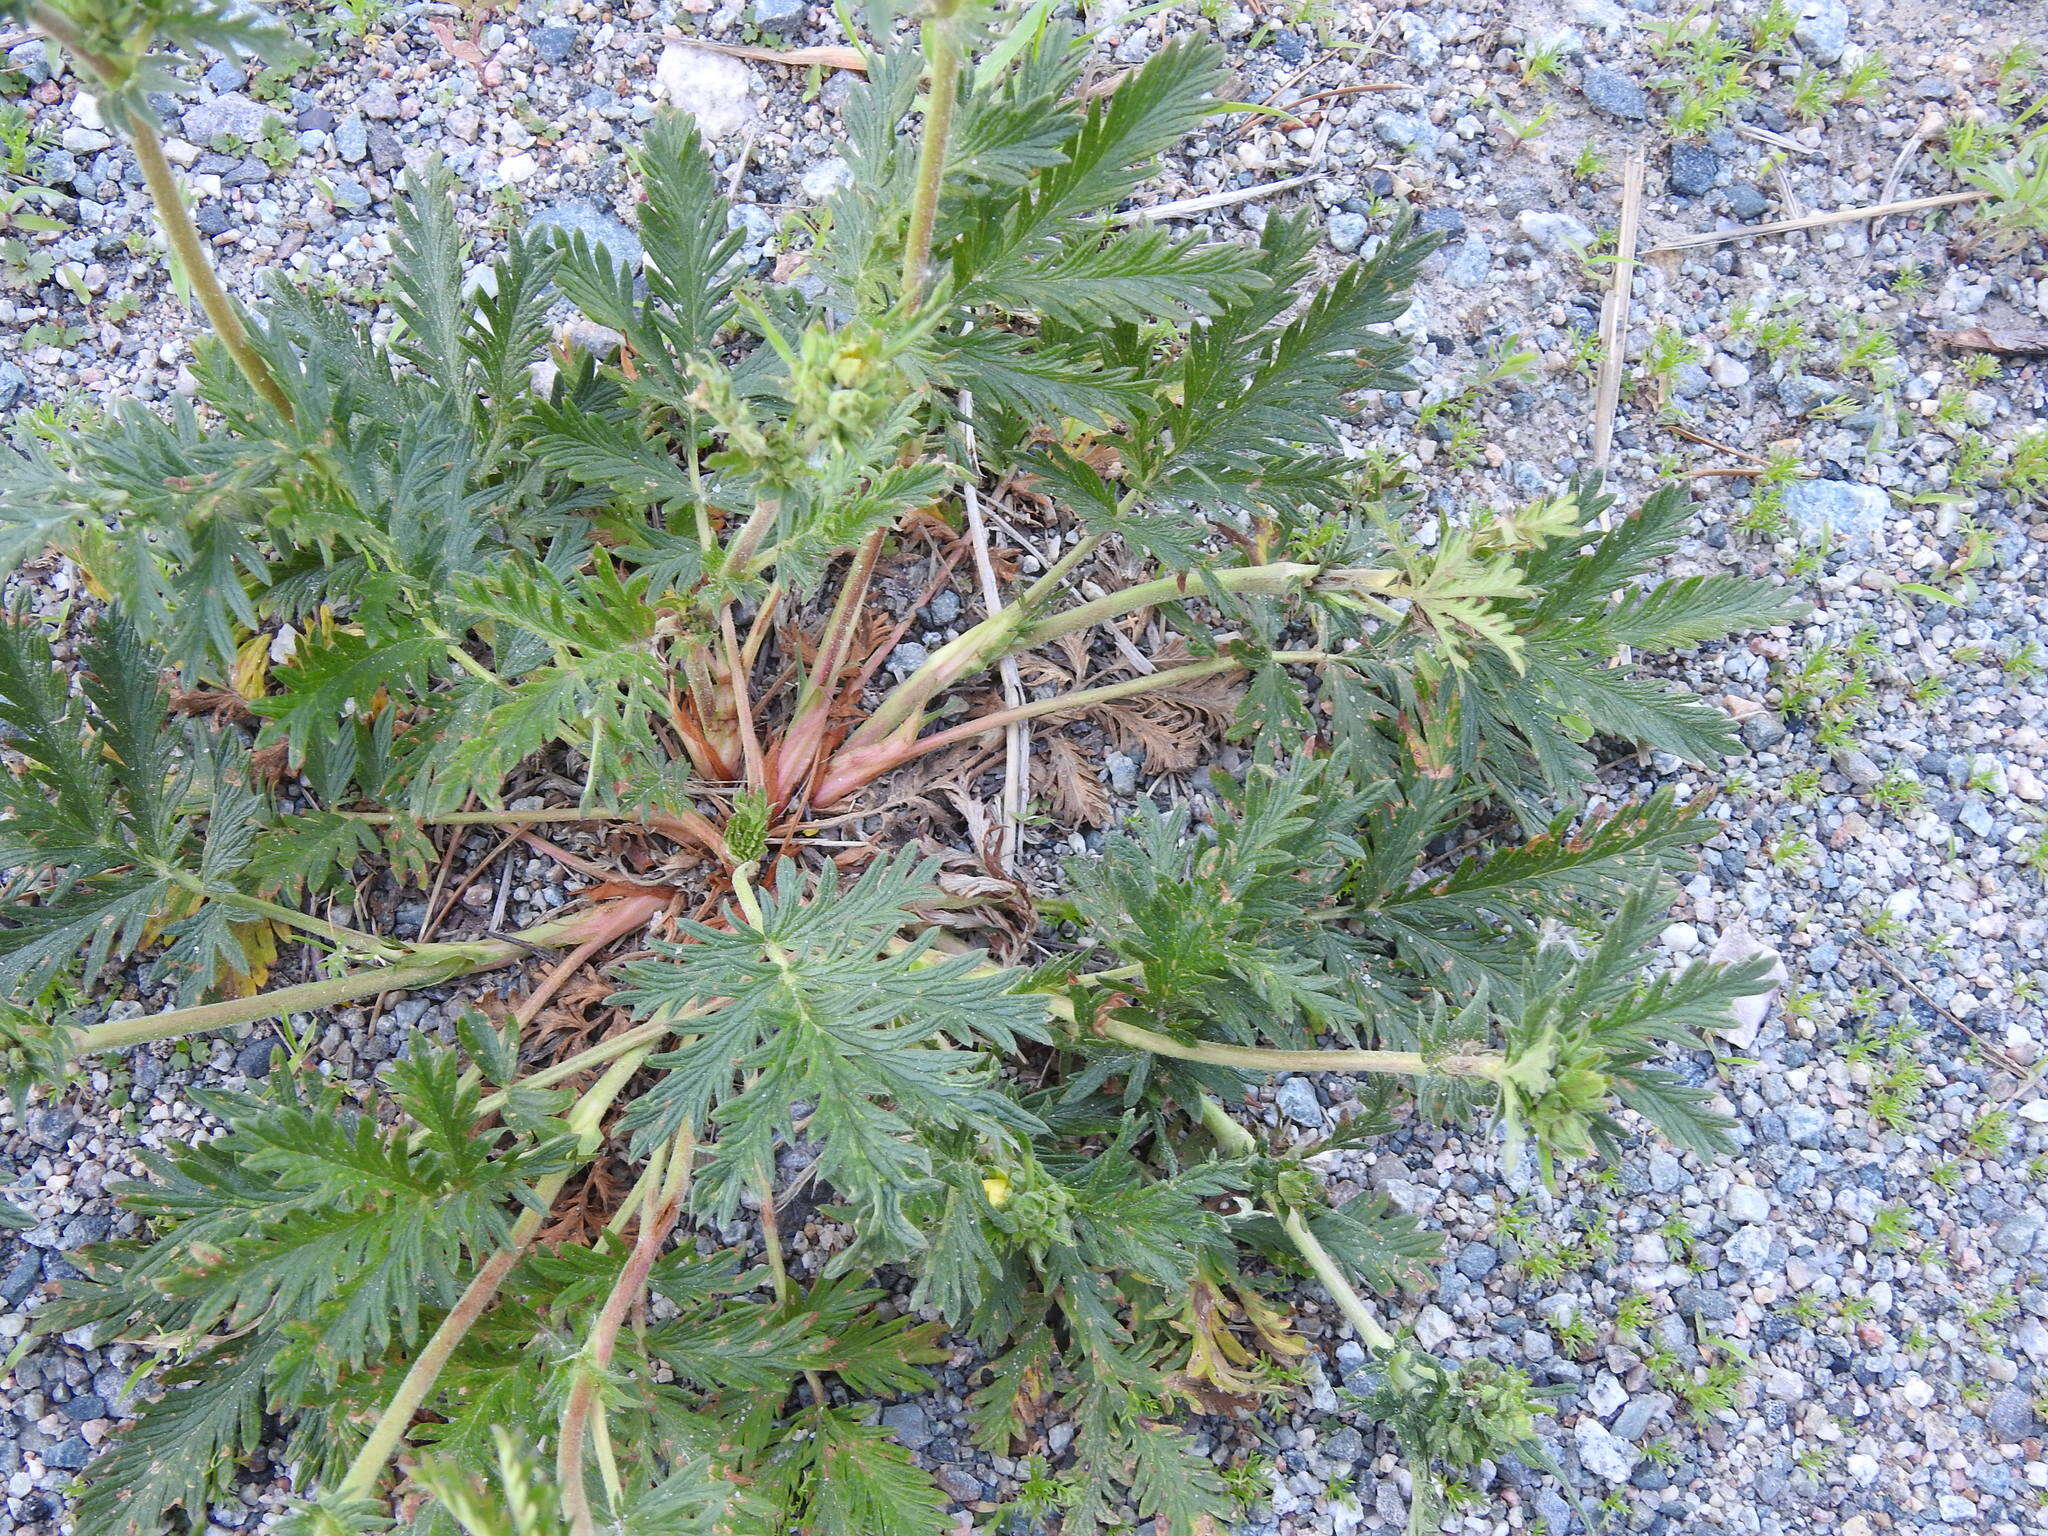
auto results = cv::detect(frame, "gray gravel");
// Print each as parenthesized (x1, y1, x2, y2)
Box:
(3, 2, 2047, 1534)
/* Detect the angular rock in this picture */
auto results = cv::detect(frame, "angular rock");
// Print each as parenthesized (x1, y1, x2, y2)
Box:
(1669, 142, 1721, 196)
(1574, 1415, 1638, 1482)
(180, 91, 283, 146)
(655, 44, 760, 141)
(1580, 66, 1649, 120)
(530, 24, 583, 64)
(525, 200, 645, 270)
(1782, 479, 1889, 546)
(1794, 0, 1851, 65)
(752, 0, 808, 35)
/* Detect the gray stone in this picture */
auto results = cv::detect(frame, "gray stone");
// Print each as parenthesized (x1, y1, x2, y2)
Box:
(1274, 1076, 1324, 1127)
(1580, 66, 1649, 120)
(334, 115, 368, 164)
(1669, 142, 1722, 196)
(363, 120, 403, 173)
(1832, 748, 1883, 788)
(525, 200, 645, 270)
(1327, 210, 1368, 253)
(1574, 1415, 1638, 1482)
(0, 1251, 40, 1306)
(329, 175, 372, 212)
(933, 1465, 981, 1502)
(1725, 1183, 1772, 1224)
(1782, 480, 1889, 546)
(879, 1402, 933, 1449)
(752, 0, 808, 35)
(1740, 711, 1788, 750)
(530, 24, 582, 64)
(1783, 1103, 1830, 1146)
(1418, 207, 1465, 236)
(887, 641, 929, 677)
(1725, 1223, 1776, 1272)
(1793, 0, 1851, 65)
(1993, 1210, 2043, 1256)
(1322, 1426, 1365, 1467)
(1647, 1148, 1684, 1194)
(180, 92, 283, 146)
(1775, 373, 1843, 415)
(7, 39, 52, 84)
(1518, 210, 1594, 255)
(656, 44, 760, 141)
(923, 589, 960, 625)
(1612, 1395, 1661, 1441)
(1726, 183, 1770, 219)
(0, 360, 29, 412)
(1988, 1387, 2038, 1441)
(236, 1036, 277, 1078)
(202, 58, 246, 94)
(1372, 112, 1437, 156)
(1442, 236, 1491, 289)
(358, 82, 402, 121)
(1455, 1242, 1498, 1279)
(42, 1436, 91, 1471)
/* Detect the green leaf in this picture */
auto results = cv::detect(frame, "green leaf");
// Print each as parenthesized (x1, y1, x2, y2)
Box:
(989, 227, 1266, 327)
(803, 1408, 949, 1536)
(389, 160, 470, 383)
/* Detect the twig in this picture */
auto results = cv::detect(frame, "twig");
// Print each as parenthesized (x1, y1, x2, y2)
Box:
(1732, 121, 1820, 158)
(1644, 190, 1986, 254)
(1282, 82, 1413, 108)
(957, 395, 1027, 876)
(1868, 110, 1945, 260)
(1847, 933, 2023, 1074)
(1110, 172, 1316, 226)
(1591, 152, 1645, 488)
(1666, 422, 1773, 466)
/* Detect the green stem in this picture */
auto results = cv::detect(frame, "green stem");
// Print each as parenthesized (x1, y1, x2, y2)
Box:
(899, 0, 964, 303)
(26, 5, 294, 419)
(1100, 1017, 1504, 1082)
(169, 874, 403, 961)
(336, 1046, 655, 1505)
(70, 894, 666, 1058)
(1281, 1205, 1399, 1353)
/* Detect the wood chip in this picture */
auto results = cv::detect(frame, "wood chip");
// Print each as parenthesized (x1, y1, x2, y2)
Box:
(1591, 152, 1645, 483)
(1938, 326, 2048, 355)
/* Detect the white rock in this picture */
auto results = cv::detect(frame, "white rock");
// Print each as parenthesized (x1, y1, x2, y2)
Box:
(1845, 1452, 1881, 1486)
(1725, 1183, 1771, 1224)
(498, 151, 540, 184)
(1412, 1304, 1456, 1351)
(1660, 921, 1700, 953)
(1588, 1372, 1628, 1418)
(161, 137, 203, 168)
(799, 156, 852, 199)
(1899, 1376, 1935, 1409)
(656, 44, 760, 140)
(1705, 925, 1787, 1049)
(1725, 1224, 1775, 1272)
(1574, 1416, 1638, 1482)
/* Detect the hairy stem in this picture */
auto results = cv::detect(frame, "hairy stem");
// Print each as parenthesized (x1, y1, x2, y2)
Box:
(336, 1046, 656, 1503)
(1100, 1017, 1504, 1082)
(1281, 1205, 1400, 1353)
(71, 893, 665, 1057)
(560, 1127, 695, 1536)
(899, 0, 964, 303)
(168, 875, 404, 961)
(25, 6, 294, 418)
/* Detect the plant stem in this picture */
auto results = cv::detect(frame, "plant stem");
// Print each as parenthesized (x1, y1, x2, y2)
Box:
(560, 1126, 695, 1536)
(25, 6, 294, 419)
(336, 1045, 655, 1504)
(1100, 1017, 1504, 1082)
(70, 893, 666, 1057)
(169, 875, 404, 961)
(899, 0, 964, 303)
(1281, 1205, 1399, 1353)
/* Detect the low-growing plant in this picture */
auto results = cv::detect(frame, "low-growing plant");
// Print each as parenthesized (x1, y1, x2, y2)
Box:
(0, 3, 1798, 1534)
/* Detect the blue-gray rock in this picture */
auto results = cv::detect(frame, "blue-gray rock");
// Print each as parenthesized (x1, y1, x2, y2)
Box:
(752, 0, 808, 33)
(329, 175, 372, 212)
(1740, 711, 1787, 750)
(1442, 236, 1491, 289)
(924, 589, 960, 625)
(1725, 183, 1770, 220)
(1104, 750, 1139, 797)
(1994, 1210, 2043, 1257)
(1782, 480, 1889, 547)
(222, 156, 272, 186)
(1725, 1223, 1775, 1272)
(60, 1393, 106, 1422)
(42, 1437, 91, 1471)
(1322, 1426, 1365, 1466)
(1793, 0, 1850, 65)
(1612, 1395, 1660, 1441)
(1581, 66, 1649, 120)
(1327, 210, 1368, 253)
(1274, 1076, 1323, 1128)
(1271, 30, 1307, 65)
(1783, 1103, 1830, 1146)
(363, 119, 403, 173)
(0, 1251, 39, 1307)
(1988, 1388, 2038, 1441)
(1669, 142, 1722, 196)
(7, 39, 51, 84)
(530, 24, 582, 63)
(0, 361, 29, 412)
(1455, 1242, 1499, 1279)
(181, 91, 282, 146)
(334, 114, 368, 163)
(1372, 112, 1438, 156)
(1647, 1148, 1684, 1194)
(203, 58, 246, 94)
(879, 1402, 934, 1449)
(887, 640, 929, 677)
(236, 1036, 278, 1078)
(1418, 207, 1466, 236)
(298, 106, 336, 132)
(526, 200, 645, 270)
(27, 1104, 75, 1149)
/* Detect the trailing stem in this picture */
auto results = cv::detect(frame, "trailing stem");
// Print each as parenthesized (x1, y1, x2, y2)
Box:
(335, 1045, 658, 1504)
(1106, 1016, 1504, 1082)
(70, 892, 666, 1058)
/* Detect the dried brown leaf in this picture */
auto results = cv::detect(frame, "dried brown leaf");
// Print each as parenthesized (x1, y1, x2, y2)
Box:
(1037, 735, 1112, 827)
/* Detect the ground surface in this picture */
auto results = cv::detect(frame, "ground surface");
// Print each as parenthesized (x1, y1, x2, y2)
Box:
(1, 0, 2047, 1533)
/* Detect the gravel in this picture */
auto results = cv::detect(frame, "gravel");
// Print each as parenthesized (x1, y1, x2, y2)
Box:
(3, 3, 2047, 1535)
